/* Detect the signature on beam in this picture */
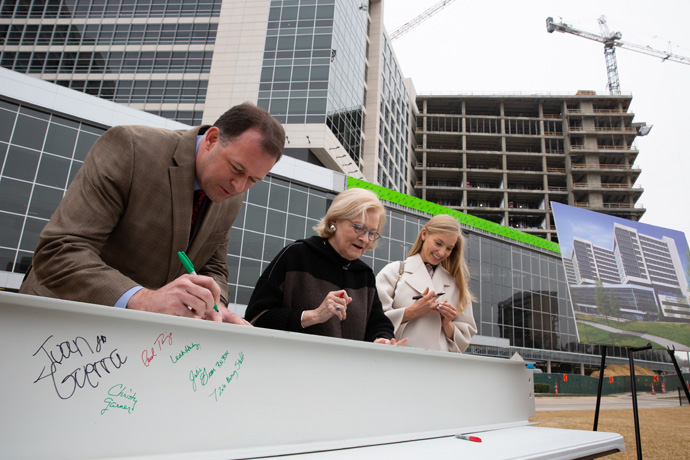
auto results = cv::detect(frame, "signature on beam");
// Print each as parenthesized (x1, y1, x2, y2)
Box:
(101, 383, 138, 416)
(141, 332, 173, 367)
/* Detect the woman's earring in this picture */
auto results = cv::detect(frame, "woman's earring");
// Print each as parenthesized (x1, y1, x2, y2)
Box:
(330, 225, 336, 232)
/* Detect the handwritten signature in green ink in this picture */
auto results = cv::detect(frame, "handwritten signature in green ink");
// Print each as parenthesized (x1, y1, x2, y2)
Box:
(209, 351, 244, 402)
(170, 342, 201, 364)
(101, 384, 138, 415)
(188, 350, 229, 392)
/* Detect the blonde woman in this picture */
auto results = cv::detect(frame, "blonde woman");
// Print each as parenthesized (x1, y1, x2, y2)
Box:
(376, 215, 476, 352)
(245, 188, 403, 345)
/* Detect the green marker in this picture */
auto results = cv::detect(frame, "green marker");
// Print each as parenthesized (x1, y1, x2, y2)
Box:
(177, 251, 219, 312)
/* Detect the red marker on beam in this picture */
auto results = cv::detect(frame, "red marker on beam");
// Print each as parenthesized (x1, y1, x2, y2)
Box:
(456, 434, 482, 443)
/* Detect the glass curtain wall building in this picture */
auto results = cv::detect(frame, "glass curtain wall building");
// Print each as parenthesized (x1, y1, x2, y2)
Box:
(251, 0, 414, 195)
(0, 0, 416, 196)
(0, 0, 221, 125)
(0, 69, 673, 373)
(375, 35, 411, 194)
(259, 0, 367, 167)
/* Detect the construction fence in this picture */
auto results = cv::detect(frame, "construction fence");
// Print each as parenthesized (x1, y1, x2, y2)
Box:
(534, 372, 690, 395)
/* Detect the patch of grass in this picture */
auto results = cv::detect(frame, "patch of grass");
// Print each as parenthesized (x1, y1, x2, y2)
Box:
(575, 321, 656, 348)
(620, 321, 690, 347)
(574, 314, 690, 348)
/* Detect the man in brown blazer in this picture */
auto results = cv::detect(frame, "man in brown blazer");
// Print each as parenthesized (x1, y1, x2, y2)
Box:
(20, 102, 284, 323)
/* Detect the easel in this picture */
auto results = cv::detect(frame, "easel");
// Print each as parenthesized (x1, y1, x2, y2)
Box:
(592, 344, 690, 460)
(667, 345, 690, 403)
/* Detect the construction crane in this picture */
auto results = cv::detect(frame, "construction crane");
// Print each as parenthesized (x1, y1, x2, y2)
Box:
(389, 0, 456, 41)
(546, 16, 690, 94)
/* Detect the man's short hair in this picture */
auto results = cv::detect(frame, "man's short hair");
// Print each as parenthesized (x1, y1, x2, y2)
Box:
(213, 102, 285, 162)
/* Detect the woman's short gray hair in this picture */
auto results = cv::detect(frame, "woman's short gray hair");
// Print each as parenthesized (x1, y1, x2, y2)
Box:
(313, 188, 386, 248)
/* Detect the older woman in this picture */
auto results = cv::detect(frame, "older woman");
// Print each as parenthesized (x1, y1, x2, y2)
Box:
(376, 214, 476, 352)
(245, 188, 402, 345)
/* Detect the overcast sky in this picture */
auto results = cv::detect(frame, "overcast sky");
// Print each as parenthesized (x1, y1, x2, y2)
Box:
(382, 0, 690, 240)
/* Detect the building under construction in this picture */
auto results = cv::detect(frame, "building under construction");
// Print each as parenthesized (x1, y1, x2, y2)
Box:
(415, 92, 646, 242)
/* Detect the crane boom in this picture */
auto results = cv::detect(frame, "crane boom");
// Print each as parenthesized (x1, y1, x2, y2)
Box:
(546, 16, 620, 45)
(546, 17, 690, 66)
(389, 0, 456, 41)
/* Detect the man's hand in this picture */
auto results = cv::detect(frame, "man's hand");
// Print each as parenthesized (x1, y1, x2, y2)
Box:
(127, 274, 221, 318)
(217, 308, 252, 326)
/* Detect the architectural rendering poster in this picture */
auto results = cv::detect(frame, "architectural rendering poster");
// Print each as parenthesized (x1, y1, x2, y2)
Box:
(551, 202, 690, 351)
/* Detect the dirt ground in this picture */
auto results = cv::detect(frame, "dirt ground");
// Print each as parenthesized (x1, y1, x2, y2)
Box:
(530, 405, 690, 459)
(590, 364, 658, 378)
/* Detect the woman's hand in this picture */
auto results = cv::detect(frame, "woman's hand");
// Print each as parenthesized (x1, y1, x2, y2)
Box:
(374, 338, 408, 346)
(402, 287, 442, 323)
(438, 300, 458, 338)
(301, 290, 351, 328)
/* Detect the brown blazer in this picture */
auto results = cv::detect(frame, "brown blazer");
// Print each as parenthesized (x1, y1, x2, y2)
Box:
(20, 124, 243, 306)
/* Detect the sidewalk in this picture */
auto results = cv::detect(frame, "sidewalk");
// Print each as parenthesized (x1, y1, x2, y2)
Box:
(535, 392, 685, 411)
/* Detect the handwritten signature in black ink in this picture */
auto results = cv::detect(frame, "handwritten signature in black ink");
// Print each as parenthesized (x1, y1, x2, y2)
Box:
(33, 335, 127, 400)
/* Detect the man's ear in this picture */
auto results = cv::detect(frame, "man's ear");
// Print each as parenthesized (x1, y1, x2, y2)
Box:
(204, 126, 221, 148)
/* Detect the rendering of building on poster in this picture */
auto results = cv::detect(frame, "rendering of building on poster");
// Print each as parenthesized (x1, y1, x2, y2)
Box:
(551, 202, 690, 351)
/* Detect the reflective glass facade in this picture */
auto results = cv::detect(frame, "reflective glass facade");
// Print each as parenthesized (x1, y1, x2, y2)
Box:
(0, 0, 416, 195)
(258, 0, 368, 168)
(2, 51, 214, 74)
(0, 91, 673, 372)
(0, 98, 105, 273)
(0, 0, 222, 125)
(0, 0, 221, 18)
(51, 79, 208, 104)
(376, 35, 410, 193)
(0, 22, 218, 46)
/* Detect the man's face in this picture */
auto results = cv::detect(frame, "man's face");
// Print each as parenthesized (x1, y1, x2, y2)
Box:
(196, 127, 276, 202)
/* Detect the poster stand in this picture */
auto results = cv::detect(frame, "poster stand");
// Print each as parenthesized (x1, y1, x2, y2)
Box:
(592, 344, 652, 460)
(627, 344, 652, 460)
(592, 345, 607, 432)
(666, 346, 690, 404)
(594, 344, 690, 460)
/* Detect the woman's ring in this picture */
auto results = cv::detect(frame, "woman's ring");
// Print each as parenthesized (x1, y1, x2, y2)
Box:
(336, 306, 341, 311)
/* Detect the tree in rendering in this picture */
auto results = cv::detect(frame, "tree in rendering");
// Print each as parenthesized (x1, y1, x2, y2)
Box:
(594, 278, 612, 326)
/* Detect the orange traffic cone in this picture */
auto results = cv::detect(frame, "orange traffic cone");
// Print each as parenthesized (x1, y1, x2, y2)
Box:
(555, 381, 558, 395)
(651, 382, 655, 395)
(661, 381, 666, 394)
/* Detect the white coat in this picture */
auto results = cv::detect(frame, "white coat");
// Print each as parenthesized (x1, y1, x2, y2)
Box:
(376, 253, 477, 352)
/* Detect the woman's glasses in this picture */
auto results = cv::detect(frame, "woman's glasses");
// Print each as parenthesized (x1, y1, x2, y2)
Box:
(352, 223, 380, 241)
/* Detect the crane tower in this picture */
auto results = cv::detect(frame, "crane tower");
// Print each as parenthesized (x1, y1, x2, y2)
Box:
(546, 16, 690, 94)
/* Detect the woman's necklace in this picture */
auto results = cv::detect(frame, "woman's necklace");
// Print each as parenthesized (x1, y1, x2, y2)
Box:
(323, 238, 352, 270)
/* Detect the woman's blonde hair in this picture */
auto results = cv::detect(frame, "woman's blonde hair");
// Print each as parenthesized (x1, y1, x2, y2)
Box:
(408, 214, 474, 310)
(313, 188, 386, 250)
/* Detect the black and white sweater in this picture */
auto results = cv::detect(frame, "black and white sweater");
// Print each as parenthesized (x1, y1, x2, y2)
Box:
(245, 236, 394, 342)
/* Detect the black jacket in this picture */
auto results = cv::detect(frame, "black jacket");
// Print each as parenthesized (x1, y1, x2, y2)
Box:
(245, 236, 394, 342)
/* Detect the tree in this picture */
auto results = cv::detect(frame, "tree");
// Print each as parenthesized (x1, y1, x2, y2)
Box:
(594, 278, 612, 326)
(606, 291, 620, 321)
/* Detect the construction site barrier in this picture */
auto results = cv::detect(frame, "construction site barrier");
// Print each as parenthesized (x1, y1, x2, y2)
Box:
(534, 373, 690, 395)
